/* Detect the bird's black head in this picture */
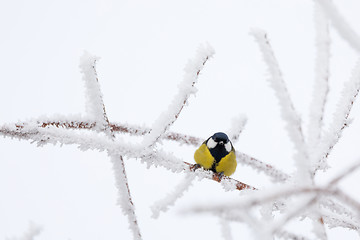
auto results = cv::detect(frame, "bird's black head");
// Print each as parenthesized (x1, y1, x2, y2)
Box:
(206, 132, 232, 153)
(206, 132, 233, 163)
(211, 132, 230, 144)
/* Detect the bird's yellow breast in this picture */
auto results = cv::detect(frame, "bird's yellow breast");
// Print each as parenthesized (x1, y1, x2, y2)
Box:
(194, 143, 237, 176)
(215, 150, 236, 176)
(194, 143, 215, 169)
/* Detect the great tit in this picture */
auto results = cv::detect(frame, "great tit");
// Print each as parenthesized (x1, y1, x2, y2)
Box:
(194, 132, 237, 176)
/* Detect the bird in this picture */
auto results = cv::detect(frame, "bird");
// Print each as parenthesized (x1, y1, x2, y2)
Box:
(194, 132, 237, 177)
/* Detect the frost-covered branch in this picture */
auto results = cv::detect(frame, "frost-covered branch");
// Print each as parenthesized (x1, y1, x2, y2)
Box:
(7, 222, 42, 240)
(270, 195, 319, 236)
(79, 52, 112, 135)
(227, 114, 247, 144)
(151, 173, 195, 218)
(142, 44, 215, 147)
(314, 59, 360, 172)
(320, 205, 360, 232)
(0, 123, 255, 192)
(185, 158, 360, 234)
(321, 198, 360, 225)
(110, 154, 142, 239)
(317, 0, 360, 53)
(308, 2, 330, 150)
(219, 217, 234, 240)
(275, 231, 312, 240)
(236, 152, 290, 182)
(250, 29, 306, 151)
(188, 207, 312, 240)
(7, 118, 289, 182)
(307, 5, 331, 238)
(80, 52, 141, 239)
(250, 29, 309, 183)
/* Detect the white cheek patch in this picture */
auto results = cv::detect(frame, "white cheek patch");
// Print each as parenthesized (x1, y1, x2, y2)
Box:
(225, 142, 232, 152)
(207, 138, 217, 148)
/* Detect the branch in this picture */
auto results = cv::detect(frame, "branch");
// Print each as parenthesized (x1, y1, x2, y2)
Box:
(320, 207, 360, 232)
(314, 58, 360, 172)
(321, 198, 360, 223)
(186, 166, 360, 223)
(141, 44, 215, 147)
(79, 52, 112, 135)
(80, 52, 141, 239)
(236, 152, 289, 182)
(308, 2, 330, 150)
(11, 118, 290, 182)
(151, 173, 195, 218)
(317, 0, 360, 53)
(0, 124, 256, 192)
(270, 195, 319, 236)
(308, 6, 331, 238)
(109, 154, 142, 240)
(227, 114, 247, 144)
(250, 29, 310, 183)
(8, 222, 42, 240)
(219, 217, 234, 240)
(189, 207, 312, 240)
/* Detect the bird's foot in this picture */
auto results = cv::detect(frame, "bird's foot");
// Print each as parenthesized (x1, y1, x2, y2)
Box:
(190, 163, 202, 171)
(214, 172, 225, 181)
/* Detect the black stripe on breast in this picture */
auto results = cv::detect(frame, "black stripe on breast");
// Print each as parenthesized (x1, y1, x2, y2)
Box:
(209, 145, 228, 163)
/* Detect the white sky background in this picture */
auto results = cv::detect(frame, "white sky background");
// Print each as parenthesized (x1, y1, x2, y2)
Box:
(1, 0, 360, 239)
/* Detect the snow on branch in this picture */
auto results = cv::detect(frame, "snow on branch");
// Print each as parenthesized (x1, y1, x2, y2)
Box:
(250, 29, 310, 183)
(0, 122, 256, 193)
(189, 190, 360, 237)
(250, 29, 306, 151)
(314, 59, 360, 172)
(327, 159, 360, 186)
(151, 173, 195, 218)
(321, 198, 360, 224)
(11, 117, 290, 182)
(110, 154, 142, 239)
(308, 7, 331, 237)
(219, 217, 234, 240)
(236, 152, 290, 182)
(142, 44, 215, 147)
(317, 0, 360, 53)
(227, 114, 247, 144)
(274, 231, 312, 240)
(7, 222, 42, 240)
(188, 207, 312, 240)
(185, 158, 360, 235)
(7, 116, 290, 183)
(320, 204, 360, 232)
(308, 2, 330, 150)
(80, 51, 142, 238)
(79, 52, 112, 134)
